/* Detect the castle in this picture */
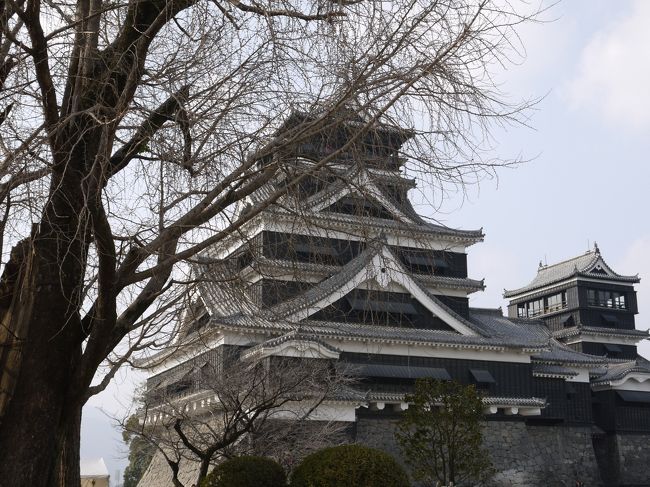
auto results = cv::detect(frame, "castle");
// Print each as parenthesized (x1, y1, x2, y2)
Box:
(138, 111, 650, 486)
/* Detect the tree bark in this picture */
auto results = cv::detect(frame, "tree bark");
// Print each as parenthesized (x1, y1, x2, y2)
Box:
(0, 168, 88, 486)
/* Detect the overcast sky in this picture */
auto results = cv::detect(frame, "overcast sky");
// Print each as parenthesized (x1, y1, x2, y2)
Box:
(82, 1, 650, 480)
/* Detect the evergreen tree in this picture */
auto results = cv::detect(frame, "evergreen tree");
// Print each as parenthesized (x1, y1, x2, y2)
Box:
(396, 379, 494, 486)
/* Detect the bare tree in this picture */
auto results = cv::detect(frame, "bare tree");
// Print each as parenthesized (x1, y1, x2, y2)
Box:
(123, 352, 351, 487)
(0, 0, 543, 485)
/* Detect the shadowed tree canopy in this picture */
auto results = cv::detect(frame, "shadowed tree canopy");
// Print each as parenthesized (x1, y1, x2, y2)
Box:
(0, 0, 542, 485)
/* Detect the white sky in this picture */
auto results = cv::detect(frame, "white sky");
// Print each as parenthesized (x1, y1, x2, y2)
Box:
(82, 0, 650, 479)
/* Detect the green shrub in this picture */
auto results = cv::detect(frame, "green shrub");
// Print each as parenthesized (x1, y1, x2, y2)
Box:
(289, 444, 409, 487)
(201, 455, 286, 487)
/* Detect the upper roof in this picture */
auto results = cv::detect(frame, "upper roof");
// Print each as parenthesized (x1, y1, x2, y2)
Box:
(504, 244, 640, 298)
(275, 107, 415, 147)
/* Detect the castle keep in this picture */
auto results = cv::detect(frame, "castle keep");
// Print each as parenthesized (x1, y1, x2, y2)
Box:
(139, 112, 650, 486)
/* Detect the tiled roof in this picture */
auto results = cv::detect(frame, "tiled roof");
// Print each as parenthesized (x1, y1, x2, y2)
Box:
(482, 396, 547, 408)
(302, 317, 547, 350)
(264, 241, 488, 336)
(252, 256, 341, 276)
(196, 264, 257, 317)
(254, 256, 485, 293)
(504, 248, 639, 298)
(364, 391, 546, 409)
(239, 330, 341, 360)
(264, 209, 484, 242)
(467, 308, 551, 347)
(532, 339, 608, 367)
(277, 108, 415, 140)
(210, 310, 550, 352)
(292, 166, 460, 230)
(591, 356, 650, 386)
(532, 364, 580, 379)
(553, 325, 650, 340)
(200, 310, 551, 353)
(411, 274, 485, 292)
(264, 239, 382, 320)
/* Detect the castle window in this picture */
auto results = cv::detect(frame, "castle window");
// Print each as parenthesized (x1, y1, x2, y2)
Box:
(517, 292, 567, 317)
(604, 343, 622, 356)
(325, 196, 394, 220)
(517, 303, 527, 318)
(528, 298, 544, 317)
(587, 289, 627, 309)
(350, 363, 451, 381)
(616, 390, 650, 405)
(470, 369, 495, 389)
(346, 296, 419, 315)
(546, 292, 566, 312)
(293, 241, 340, 259)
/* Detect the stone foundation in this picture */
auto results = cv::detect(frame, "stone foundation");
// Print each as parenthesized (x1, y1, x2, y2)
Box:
(616, 434, 650, 486)
(483, 422, 601, 487)
(593, 433, 650, 487)
(137, 417, 650, 487)
(354, 416, 603, 486)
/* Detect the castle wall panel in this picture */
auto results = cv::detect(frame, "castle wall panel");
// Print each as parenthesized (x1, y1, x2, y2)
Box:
(581, 342, 637, 360)
(341, 353, 534, 398)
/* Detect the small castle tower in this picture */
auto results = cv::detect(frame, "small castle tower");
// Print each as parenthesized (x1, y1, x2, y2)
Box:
(504, 243, 645, 360)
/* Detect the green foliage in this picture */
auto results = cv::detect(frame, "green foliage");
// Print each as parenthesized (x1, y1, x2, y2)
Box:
(201, 456, 287, 487)
(396, 379, 494, 486)
(122, 416, 156, 487)
(289, 444, 409, 487)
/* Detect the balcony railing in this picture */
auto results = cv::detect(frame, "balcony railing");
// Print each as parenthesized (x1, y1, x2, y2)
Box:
(519, 302, 567, 318)
(587, 299, 627, 310)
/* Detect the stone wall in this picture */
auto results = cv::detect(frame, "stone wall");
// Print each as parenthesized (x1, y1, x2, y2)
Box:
(353, 415, 603, 486)
(483, 421, 601, 487)
(614, 434, 650, 487)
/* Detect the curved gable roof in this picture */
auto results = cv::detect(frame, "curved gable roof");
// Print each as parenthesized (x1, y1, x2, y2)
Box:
(264, 238, 483, 336)
(504, 246, 639, 298)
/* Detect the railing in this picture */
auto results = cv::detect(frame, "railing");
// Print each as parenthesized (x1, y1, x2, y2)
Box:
(524, 302, 567, 317)
(587, 299, 627, 310)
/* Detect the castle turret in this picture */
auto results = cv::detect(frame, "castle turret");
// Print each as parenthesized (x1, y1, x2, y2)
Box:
(504, 243, 647, 360)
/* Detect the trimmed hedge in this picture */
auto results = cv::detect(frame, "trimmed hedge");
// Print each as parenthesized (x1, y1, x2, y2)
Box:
(289, 444, 409, 487)
(201, 456, 286, 487)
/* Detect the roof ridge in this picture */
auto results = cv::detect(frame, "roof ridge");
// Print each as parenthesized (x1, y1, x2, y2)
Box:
(537, 250, 596, 273)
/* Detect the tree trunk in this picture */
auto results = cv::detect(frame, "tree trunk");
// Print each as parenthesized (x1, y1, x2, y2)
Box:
(0, 171, 88, 486)
(0, 244, 84, 486)
(53, 407, 83, 487)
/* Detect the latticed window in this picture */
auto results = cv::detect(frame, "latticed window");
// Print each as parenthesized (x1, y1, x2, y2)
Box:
(588, 289, 627, 309)
(517, 291, 566, 317)
(546, 292, 566, 312)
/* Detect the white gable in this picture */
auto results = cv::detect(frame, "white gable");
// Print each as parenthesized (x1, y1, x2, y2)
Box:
(306, 169, 415, 224)
(284, 245, 478, 336)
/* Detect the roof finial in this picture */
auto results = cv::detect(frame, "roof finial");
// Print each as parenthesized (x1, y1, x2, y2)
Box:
(594, 241, 600, 254)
